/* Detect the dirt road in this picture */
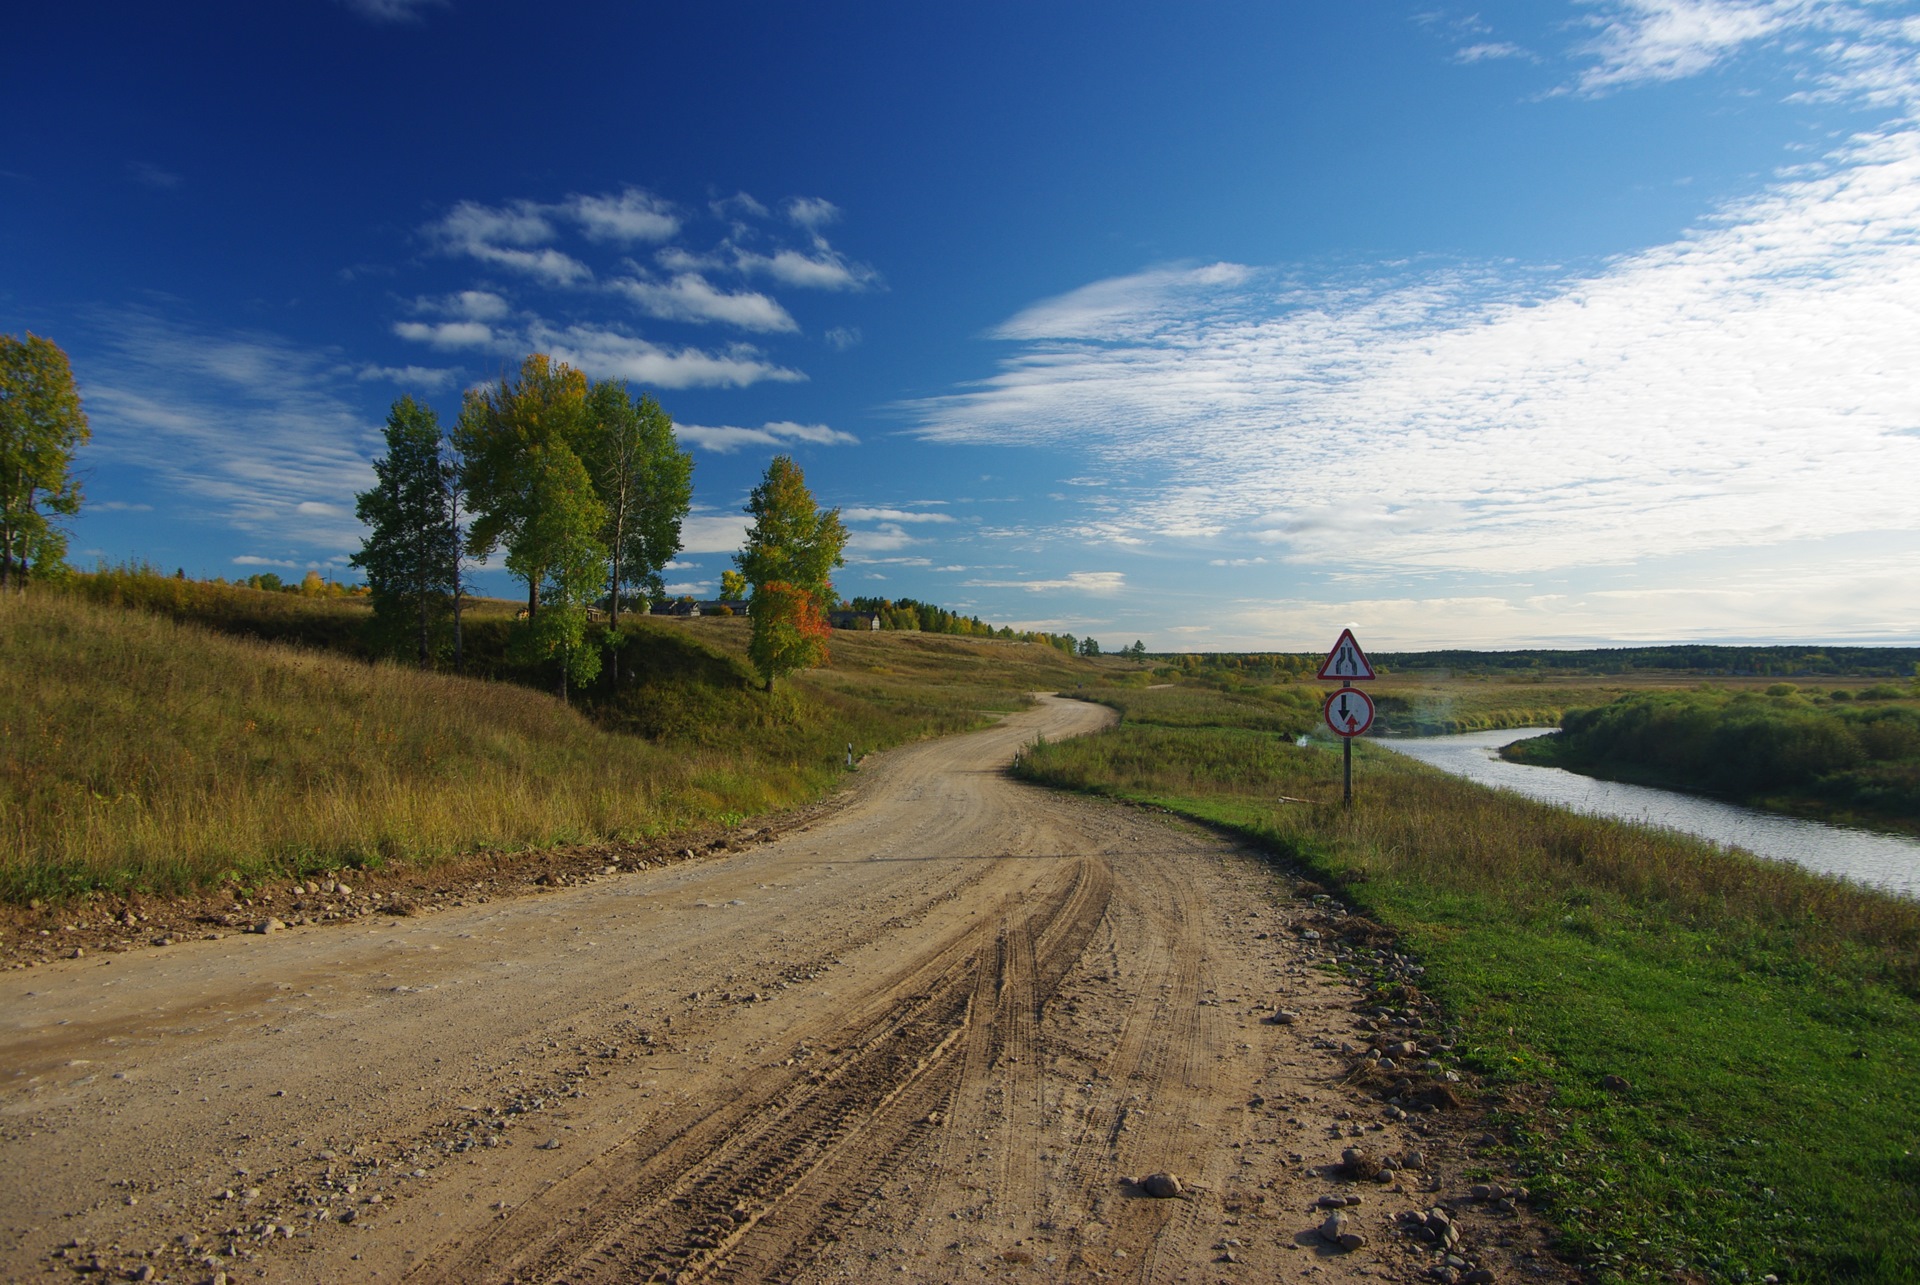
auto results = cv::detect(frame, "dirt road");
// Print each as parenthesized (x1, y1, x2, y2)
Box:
(2, 696, 1561, 1284)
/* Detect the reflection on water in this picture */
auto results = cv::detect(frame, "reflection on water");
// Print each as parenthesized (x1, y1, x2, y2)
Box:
(1384, 728, 1920, 898)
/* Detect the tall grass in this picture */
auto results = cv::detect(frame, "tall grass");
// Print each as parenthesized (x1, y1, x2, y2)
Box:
(0, 592, 1092, 901)
(1018, 710, 1920, 1282)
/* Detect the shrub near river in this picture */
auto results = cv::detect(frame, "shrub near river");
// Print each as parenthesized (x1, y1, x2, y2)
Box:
(1018, 693, 1920, 1283)
(1509, 686, 1920, 836)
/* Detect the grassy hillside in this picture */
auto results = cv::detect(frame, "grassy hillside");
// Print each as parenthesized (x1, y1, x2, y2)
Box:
(1017, 692, 1920, 1282)
(0, 590, 1102, 903)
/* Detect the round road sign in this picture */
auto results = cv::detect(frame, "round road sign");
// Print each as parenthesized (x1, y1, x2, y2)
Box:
(1323, 688, 1375, 738)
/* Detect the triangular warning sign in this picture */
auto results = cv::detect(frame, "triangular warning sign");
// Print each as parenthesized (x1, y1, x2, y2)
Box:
(1316, 627, 1376, 681)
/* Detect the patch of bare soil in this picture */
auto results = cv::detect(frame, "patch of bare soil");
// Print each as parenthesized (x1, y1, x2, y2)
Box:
(0, 696, 1575, 1284)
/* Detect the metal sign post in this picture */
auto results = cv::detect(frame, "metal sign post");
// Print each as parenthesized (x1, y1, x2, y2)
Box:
(1316, 629, 1376, 805)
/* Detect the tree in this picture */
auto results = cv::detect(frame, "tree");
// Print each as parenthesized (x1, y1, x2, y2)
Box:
(1079, 637, 1102, 658)
(581, 380, 692, 682)
(0, 333, 90, 590)
(747, 581, 831, 691)
(734, 456, 847, 604)
(735, 456, 847, 689)
(351, 396, 458, 667)
(506, 445, 608, 701)
(452, 354, 594, 619)
(720, 569, 747, 600)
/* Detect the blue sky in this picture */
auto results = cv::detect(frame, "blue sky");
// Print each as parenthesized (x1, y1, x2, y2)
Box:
(5, 1, 1919, 650)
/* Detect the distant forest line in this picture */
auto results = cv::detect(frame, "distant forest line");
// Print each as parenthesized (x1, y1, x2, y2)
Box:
(1164, 644, 1920, 679)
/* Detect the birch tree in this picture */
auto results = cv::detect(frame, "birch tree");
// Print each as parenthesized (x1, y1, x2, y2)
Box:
(0, 334, 89, 591)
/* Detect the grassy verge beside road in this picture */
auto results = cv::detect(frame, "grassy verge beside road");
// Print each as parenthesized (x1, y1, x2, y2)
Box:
(0, 591, 1097, 903)
(1017, 696, 1920, 1283)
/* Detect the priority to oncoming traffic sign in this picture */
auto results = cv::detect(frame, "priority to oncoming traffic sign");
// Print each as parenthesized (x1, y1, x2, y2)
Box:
(1322, 687, 1375, 738)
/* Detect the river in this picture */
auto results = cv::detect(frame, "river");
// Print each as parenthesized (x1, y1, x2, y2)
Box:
(1383, 728, 1920, 898)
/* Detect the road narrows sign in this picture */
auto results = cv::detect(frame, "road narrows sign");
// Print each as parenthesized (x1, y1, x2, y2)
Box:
(1316, 627, 1376, 682)
(1323, 687, 1375, 738)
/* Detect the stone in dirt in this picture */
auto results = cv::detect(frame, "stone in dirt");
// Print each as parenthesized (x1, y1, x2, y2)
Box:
(1139, 1172, 1183, 1198)
(252, 919, 285, 935)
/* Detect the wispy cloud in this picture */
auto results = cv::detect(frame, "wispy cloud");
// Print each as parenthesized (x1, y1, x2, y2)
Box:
(126, 161, 181, 189)
(79, 314, 379, 554)
(735, 246, 880, 291)
(1562, 0, 1920, 99)
(963, 571, 1128, 594)
(675, 420, 855, 452)
(842, 507, 955, 523)
(566, 188, 680, 242)
(785, 196, 841, 229)
(336, 0, 447, 24)
(1456, 41, 1531, 63)
(913, 121, 1920, 578)
(611, 273, 797, 332)
(357, 363, 457, 388)
(392, 320, 494, 350)
(533, 324, 804, 390)
(425, 200, 590, 285)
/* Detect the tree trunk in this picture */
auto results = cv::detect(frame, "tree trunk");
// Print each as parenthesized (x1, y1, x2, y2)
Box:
(527, 578, 540, 618)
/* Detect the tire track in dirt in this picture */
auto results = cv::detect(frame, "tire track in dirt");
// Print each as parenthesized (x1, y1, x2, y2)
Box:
(406, 854, 1111, 1285)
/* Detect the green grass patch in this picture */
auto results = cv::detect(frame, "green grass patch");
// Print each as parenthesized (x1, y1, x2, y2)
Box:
(1017, 702, 1920, 1283)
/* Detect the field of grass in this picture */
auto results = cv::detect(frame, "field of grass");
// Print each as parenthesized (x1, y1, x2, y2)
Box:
(0, 590, 1106, 903)
(1017, 692, 1920, 1283)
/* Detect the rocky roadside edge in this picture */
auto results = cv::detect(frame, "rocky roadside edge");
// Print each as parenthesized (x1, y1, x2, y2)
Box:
(0, 792, 853, 970)
(1273, 880, 1579, 1285)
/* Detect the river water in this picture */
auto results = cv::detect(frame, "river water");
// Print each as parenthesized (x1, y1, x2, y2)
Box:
(1383, 728, 1920, 898)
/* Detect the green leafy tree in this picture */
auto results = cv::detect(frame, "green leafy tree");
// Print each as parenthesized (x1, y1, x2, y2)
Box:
(506, 445, 608, 700)
(734, 456, 847, 604)
(452, 354, 593, 619)
(0, 333, 90, 590)
(747, 580, 831, 691)
(735, 456, 847, 689)
(581, 380, 692, 682)
(350, 396, 458, 667)
(720, 569, 748, 600)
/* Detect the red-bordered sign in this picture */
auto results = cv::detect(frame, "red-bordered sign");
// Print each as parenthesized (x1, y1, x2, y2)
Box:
(1323, 687, 1376, 738)
(1316, 627, 1376, 682)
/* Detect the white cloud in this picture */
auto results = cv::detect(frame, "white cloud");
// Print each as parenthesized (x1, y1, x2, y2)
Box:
(678, 514, 750, 554)
(425, 199, 590, 285)
(825, 326, 862, 350)
(530, 324, 805, 389)
(393, 320, 494, 350)
(566, 188, 679, 242)
(913, 124, 1920, 580)
(1563, 0, 1901, 97)
(842, 507, 956, 523)
(848, 524, 917, 554)
(664, 581, 710, 597)
(611, 273, 797, 331)
(446, 290, 510, 320)
(711, 191, 771, 221)
(963, 571, 1128, 594)
(1456, 42, 1530, 62)
(675, 420, 856, 453)
(93, 500, 153, 512)
(736, 246, 880, 291)
(357, 363, 457, 388)
(785, 196, 841, 229)
(232, 555, 301, 568)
